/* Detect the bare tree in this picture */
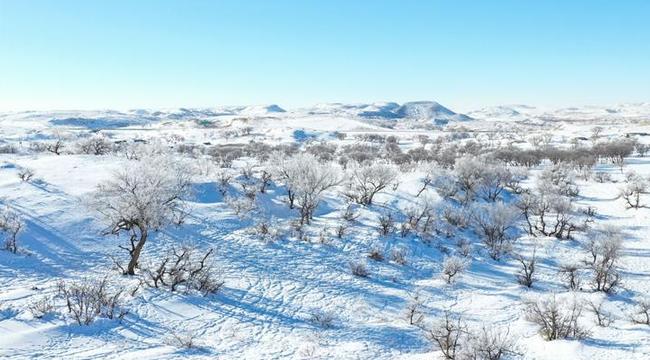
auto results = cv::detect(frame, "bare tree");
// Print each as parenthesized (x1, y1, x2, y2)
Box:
(422, 311, 467, 360)
(404, 291, 424, 326)
(0, 207, 24, 254)
(271, 153, 339, 223)
(472, 203, 519, 260)
(345, 162, 397, 205)
(524, 295, 589, 341)
(587, 300, 614, 327)
(90, 156, 192, 275)
(46, 132, 65, 155)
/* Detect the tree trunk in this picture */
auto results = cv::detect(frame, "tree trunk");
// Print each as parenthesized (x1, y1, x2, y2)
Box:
(125, 229, 147, 275)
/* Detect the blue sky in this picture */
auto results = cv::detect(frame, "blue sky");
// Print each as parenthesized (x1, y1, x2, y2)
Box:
(1, 0, 649, 112)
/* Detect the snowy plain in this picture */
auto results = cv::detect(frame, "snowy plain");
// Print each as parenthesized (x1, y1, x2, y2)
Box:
(1, 101, 650, 359)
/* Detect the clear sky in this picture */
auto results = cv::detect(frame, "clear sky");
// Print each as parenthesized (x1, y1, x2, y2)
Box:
(1, 0, 649, 112)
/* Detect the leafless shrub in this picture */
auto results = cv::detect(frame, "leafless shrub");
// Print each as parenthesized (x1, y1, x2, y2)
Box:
(515, 249, 536, 288)
(144, 246, 223, 296)
(350, 260, 369, 277)
(422, 310, 467, 359)
(442, 256, 467, 284)
(335, 222, 347, 239)
(215, 169, 233, 196)
(442, 205, 470, 229)
(28, 296, 55, 319)
(225, 195, 255, 217)
(270, 152, 340, 224)
(558, 263, 582, 290)
(587, 300, 614, 327)
(377, 212, 394, 236)
(464, 326, 517, 360)
(524, 295, 589, 341)
(57, 278, 127, 325)
(17, 167, 35, 182)
(166, 329, 200, 349)
(619, 175, 647, 209)
(390, 247, 407, 265)
(585, 226, 623, 293)
(631, 298, 650, 325)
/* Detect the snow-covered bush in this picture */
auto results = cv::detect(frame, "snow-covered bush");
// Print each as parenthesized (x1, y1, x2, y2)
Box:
(524, 295, 589, 341)
(477, 161, 515, 202)
(349, 260, 369, 277)
(57, 277, 127, 325)
(587, 300, 614, 327)
(631, 298, 650, 325)
(90, 156, 192, 275)
(344, 162, 397, 205)
(464, 326, 517, 360)
(472, 203, 519, 260)
(28, 296, 55, 319)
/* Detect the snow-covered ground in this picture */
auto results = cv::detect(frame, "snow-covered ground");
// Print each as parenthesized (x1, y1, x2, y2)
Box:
(1, 102, 650, 359)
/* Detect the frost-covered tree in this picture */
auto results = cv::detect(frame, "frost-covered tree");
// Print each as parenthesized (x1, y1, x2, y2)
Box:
(270, 152, 339, 224)
(344, 162, 397, 205)
(586, 226, 623, 293)
(472, 202, 519, 260)
(90, 156, 192, 275)
(78, 135, 113, 155)
(453, 156, 483, 204)
(620, 175, 647, 209)
(442, 255, 467, 284)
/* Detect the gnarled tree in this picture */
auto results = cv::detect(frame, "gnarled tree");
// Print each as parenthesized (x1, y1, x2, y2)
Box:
(91, 156, 192, 275)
